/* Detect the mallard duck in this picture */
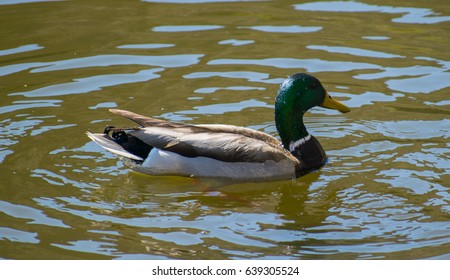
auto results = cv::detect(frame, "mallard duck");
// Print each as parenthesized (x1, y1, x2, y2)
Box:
(87, 73, 350, 181)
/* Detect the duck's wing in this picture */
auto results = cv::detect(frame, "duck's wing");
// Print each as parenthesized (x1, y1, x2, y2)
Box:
(131, 128, 292, 163)
(109, 109, 299, 165)
(109, 109, 281, 148)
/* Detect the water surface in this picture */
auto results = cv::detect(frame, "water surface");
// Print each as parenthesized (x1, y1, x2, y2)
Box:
(0, 0, 449, 259)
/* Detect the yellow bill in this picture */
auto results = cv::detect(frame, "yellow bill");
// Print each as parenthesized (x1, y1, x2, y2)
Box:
(320, 91, 350, 113)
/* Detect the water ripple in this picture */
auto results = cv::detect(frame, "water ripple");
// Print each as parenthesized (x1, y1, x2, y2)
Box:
(218, 39, 254, 46)
(240, 25, 322, 33)
(0, 227, 39, 244)
(294, 1, 450, 24)
(0, 0, 59, 5)
(184, 71, 281, 84)
(334, 119, 450, 140)
(9, 68, 164, 97)
(208, 57, 379, 72)
(0, 100, 62, 114)
(0, 44, 43, 56)
(144, 0, 260, 3)
(0, 200, 69, 228)
(117, 43, 175, 49)
(0, 54, 203, 76)
(308, 45, 404, 59)
(161, 99, 271, 120)
(152, 25, 224, 32)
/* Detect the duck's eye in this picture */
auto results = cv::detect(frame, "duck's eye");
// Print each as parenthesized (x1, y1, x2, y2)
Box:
(310, 81, 318, 89)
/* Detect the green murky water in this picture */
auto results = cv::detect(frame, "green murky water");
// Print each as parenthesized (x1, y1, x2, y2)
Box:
(0, 0, 449, 259)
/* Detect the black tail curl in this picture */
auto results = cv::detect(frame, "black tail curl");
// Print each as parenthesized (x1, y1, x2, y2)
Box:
(104, 126, 152, 160)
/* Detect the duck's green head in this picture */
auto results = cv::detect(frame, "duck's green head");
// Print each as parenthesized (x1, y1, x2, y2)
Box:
(275, 73, 350, 149)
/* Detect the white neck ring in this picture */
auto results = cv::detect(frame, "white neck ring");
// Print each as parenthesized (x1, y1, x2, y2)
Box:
(289, 134, 311, 152)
